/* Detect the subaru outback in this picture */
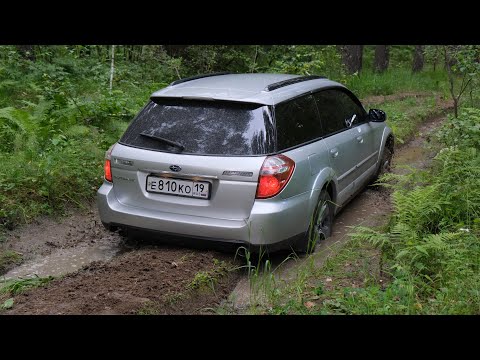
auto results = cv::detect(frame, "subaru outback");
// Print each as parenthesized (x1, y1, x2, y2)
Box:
(97, 73, 393, 252)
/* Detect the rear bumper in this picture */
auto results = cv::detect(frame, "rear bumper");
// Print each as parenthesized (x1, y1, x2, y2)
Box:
(97, 182, 314, 246)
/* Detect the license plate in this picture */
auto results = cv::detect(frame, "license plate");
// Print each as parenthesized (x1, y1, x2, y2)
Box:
(146, 176, 210, 199)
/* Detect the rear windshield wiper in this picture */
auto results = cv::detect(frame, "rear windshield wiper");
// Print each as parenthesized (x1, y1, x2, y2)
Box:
(140, 131, 185, 152)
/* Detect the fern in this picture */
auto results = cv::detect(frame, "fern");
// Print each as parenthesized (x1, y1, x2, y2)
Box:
(349, 226, 390, 249)
(0, 106, 40, 153)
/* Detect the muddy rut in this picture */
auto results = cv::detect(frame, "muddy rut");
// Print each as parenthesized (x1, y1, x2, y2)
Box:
(1, 95, 451, 315)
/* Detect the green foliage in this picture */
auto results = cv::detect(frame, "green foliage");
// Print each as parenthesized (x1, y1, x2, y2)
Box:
(346, 109, 480, 314)
(369, 95, 443, 144)
(0, 47, 139, 228)
(0, 131, 109, 227)
(0, 92, 127, 227)
(0, 276, 54, 296)
(347, 68, 448, 98)
(266, 45, 345, 80)
(442, 45, 480, 117)
(436, 108, 480, 148)
(1, 298, 14, 310)
(186, 259, 230, 292)
(0, 250, 22, 274)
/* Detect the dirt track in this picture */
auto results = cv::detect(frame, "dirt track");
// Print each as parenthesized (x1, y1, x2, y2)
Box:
(1, 94, 452, 315)
(8, 248, 240, 315)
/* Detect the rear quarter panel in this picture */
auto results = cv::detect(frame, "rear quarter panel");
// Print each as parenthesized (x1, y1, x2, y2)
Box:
(271, 138, 337, 231)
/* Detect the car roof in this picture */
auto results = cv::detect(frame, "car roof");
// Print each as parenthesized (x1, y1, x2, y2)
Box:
(150, 73, 346, 105)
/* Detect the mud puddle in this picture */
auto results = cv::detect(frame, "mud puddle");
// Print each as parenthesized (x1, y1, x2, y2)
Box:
(1, 207, 124, 280)
(393, 116, 440, 173)
(3, 242, 120, 280)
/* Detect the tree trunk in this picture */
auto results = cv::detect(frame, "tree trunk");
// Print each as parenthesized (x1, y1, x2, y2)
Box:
(374, 45, 389, 73)
(412, 45, 425, 72)
(340, 45, 364, 74)
(444, 46, 458, 118)
(109, 45, 115, 93)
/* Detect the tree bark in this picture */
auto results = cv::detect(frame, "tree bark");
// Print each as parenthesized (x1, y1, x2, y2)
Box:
(374, 45, 389, 73)
(340, 45, 364, 74)
(109, 45, 115, 93)
(412, 45, 425, 72)
(444, 46, 458, 118)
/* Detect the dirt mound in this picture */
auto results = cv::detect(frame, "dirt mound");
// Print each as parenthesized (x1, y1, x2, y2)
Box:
(7, 247, 240, 315)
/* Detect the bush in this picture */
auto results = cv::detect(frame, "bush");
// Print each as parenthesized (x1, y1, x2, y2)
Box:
(436, 108, 480, 148)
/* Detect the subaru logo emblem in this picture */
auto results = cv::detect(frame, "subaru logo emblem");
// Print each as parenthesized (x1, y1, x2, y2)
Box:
(170, 165, 182, 172)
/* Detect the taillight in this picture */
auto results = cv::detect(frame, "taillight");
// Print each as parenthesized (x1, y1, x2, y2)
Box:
(104, 144, 115, 183)
(256, 154, 295, 199)
(104, 159, 112, 182)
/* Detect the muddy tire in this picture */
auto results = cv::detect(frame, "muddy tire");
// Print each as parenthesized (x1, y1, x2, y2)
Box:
(371, 142, 393, 186)
(295, 190, 334, 254)
(102, 221, 116, 232)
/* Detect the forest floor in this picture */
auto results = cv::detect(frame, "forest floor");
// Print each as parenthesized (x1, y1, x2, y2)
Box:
(0, 92, 453, 315)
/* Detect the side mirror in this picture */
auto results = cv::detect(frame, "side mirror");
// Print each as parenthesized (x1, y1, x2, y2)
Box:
(369, 109, 387, 122)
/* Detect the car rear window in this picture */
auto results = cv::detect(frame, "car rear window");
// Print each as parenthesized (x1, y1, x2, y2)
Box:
(119, 98, 275, 156)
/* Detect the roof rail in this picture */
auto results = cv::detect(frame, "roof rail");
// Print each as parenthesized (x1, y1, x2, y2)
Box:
(170, 72, 231, 86)
(264, 75, 326, 92)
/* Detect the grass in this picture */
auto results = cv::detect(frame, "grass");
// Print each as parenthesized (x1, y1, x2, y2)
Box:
(0, 275, 54, 311)
(0, 250, 22, 275)
(262, 238, 383, 315)
(186, 258, 231, 293)
(242, 227, 460, 315)
(381, 95, 445, 144)
(137, 300, 161, 315)
(238, 240, 351, 315)
(0, 275, 54, 296)
(0, 119, 129, 229)
(347, 67, 450, 99)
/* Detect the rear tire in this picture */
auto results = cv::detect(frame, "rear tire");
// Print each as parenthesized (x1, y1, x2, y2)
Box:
(101, 221, 117, 232)
(370, 142, 393, 186)
(294, 190, 334, 254)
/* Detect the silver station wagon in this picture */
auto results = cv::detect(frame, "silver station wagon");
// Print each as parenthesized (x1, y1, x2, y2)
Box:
(97, 73, 394, 252)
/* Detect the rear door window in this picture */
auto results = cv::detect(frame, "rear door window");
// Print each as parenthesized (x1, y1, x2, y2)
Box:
(119, 98, 275, 156)
(274, 94, 323, 150)
(313, 89, 366, 135)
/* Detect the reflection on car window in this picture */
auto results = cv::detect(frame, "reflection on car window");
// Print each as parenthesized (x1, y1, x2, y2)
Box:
(313, 89, 365, 135)
(275, 94, 323, 150)
(120, 99, 275, 155)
